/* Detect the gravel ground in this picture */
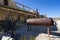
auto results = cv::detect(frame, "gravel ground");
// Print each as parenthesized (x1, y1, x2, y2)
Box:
(35, 33, 60, 40)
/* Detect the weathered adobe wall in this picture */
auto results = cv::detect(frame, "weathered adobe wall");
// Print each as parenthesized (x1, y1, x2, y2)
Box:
(0, 10, 6, 20)
(8, 0, 17, 8)
(0, 0, 4, 5)
(0, 9, 35, 22)
(0, 0, 16, 8)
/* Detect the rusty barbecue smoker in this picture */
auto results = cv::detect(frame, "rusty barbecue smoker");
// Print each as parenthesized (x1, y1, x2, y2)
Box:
(26, 18, 54, 37)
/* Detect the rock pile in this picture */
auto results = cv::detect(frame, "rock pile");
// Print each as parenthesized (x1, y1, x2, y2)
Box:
(35, 33, 60, 40)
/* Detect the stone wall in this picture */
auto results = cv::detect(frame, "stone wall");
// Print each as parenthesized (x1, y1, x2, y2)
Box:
(56, 20, 60, 31)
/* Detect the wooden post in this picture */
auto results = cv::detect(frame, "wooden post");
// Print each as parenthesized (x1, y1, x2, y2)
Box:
(47, 27, 50, 37)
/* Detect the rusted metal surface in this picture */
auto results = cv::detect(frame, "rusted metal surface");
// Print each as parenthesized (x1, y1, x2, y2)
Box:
(26, 18, 54, 26)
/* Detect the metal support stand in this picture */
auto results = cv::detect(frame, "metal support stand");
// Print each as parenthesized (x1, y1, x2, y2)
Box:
(27, 25, 31, 31)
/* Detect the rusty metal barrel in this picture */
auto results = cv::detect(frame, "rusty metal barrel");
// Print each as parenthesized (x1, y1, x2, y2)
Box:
(26, 18, 54, 26)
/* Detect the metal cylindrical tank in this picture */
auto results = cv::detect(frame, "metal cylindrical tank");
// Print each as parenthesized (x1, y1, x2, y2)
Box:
(26, 18, 54, 26)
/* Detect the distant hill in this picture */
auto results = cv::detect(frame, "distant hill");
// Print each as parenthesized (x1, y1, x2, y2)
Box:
(53, 16, 60, 20)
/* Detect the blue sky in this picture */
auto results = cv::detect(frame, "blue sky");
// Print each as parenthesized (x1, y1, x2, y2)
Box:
(15, 0, 60, 17)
